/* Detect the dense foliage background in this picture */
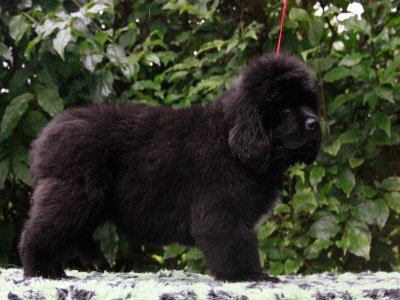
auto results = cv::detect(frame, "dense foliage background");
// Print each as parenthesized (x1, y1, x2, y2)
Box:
(0, 0, 399, 276)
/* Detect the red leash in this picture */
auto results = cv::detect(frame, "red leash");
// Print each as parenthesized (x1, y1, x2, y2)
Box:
(276, 0, 288, 57)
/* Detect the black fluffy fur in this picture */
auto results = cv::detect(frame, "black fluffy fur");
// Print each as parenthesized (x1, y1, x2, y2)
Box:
(19, 53, 321, 282)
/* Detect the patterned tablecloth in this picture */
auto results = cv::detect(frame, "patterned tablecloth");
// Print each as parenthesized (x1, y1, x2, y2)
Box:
(1, 268, 400, 300)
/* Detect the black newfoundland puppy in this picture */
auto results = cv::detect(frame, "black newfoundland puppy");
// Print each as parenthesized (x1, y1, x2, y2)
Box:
(19, 53, 321, 282)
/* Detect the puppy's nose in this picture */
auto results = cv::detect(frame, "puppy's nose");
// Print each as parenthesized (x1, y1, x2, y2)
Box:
(305, 118, 318, 131)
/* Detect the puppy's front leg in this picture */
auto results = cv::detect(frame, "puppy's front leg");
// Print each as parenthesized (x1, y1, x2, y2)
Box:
(193, 222, 278, 282)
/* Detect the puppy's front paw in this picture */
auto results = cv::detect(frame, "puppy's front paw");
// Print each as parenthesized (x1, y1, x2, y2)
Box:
(247, 272, 280, 283)
(258, 273, 280, 283)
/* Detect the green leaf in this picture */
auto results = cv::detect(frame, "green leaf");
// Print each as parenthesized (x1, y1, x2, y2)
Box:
(292, 190, 317, 214)
(93, 221, 119, 267)
(308, 20, 324, 46)
(284, 258, 303, 274)
(0, 93, 34, 142)
(369, 131, 392, 146)
(327, 166, 338, 175)
(243, 22, 261, 40)
(184, 248, 203, 260)
(345, 221, 371, 260)
(353, 200, 377, 225)
(335, 169, 355, 198)
(164, 93, 183, 105)
(283, 21, 298, 31)
(376, 199, 389, 229)
(339, 130, 363, 144)
(36, 19, 64, 38)
(324, 5, 340, 15)
(268, 261, 283, 275)
(145, 53, 161, 66)
(87, 3, 109, 14)
(384, 57, 400, 81)
(158, 51, 178, 65)
(336, 237, 350, 254)
(257, 221, 278, 239)
(226, 38, 238, 53)
(363, 91, 378, 110)
(327, 94, 353, 115)
(340, 53, 364, 67)
(24, 36, 42, 60)
(289, 8, 309, 22)
(300, 47, 318, 61)
(372, 112, 391, 137)
(323, 139, 341, 156)
(266, 247, 286, 260)
(167, 57, 200, 72)
(349, 158, 364, 169)
(304, 239, 331, 260)
(9, 15, 28, 43)
(380, 177, 400, 192)
(310, 166, 325, 191)
(0, 159, 10, 190)
(37, 68, 57, 90)
(83, 54, 103, 73)
(374, 86, 394, 103)
(38, 88, 64, 117)
(93, 70, 114, 98)
(320, 57, 336, 71)
(107, 44, 126, 64)
(309, 214, 340, 240)
(132, 80, 161, 91)
(163, 244, 186, 259)
(12, 159, 31, 186)
(384, 192, 400, 213)
(168, 71, 188, 83)
(171, 31, 191, 46)
(342, 17, 371, 36)
(274, 203, 290, 214)
(96, 31, 110, 46)
(53, 27, 72, 60)
(198, 40, 224, 54)
(0, 43, 13, 64)
(326, 196, 341, 213)
(363, 186, 378, 198)
(9, 62, 34, 91)
(293, 235, 309, 249)
(119, 30, 138, 48)
(244, 30, 258, 40)
(304, 243, 320, 260)
(324, 67, 352, 82)
(189, 76, 224, 97)
(21, 111, 47, 137)
(14, 146, 29, 164)
(285, 248, 298, 260)
(289, 164, 305, 182)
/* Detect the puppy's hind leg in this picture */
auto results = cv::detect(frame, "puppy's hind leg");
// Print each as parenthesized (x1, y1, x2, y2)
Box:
(19, 177, 105, 279)
(77, 234, 98, 267)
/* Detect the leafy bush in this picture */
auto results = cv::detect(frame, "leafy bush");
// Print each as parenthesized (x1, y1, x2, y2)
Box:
(0, 0, 399, 275)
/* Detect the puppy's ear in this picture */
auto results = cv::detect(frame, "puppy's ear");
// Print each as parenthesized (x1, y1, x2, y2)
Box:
(228, 108, 271, 173)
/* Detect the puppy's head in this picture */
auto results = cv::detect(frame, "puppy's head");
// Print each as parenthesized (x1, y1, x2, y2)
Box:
(227, 53, 321, 173)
